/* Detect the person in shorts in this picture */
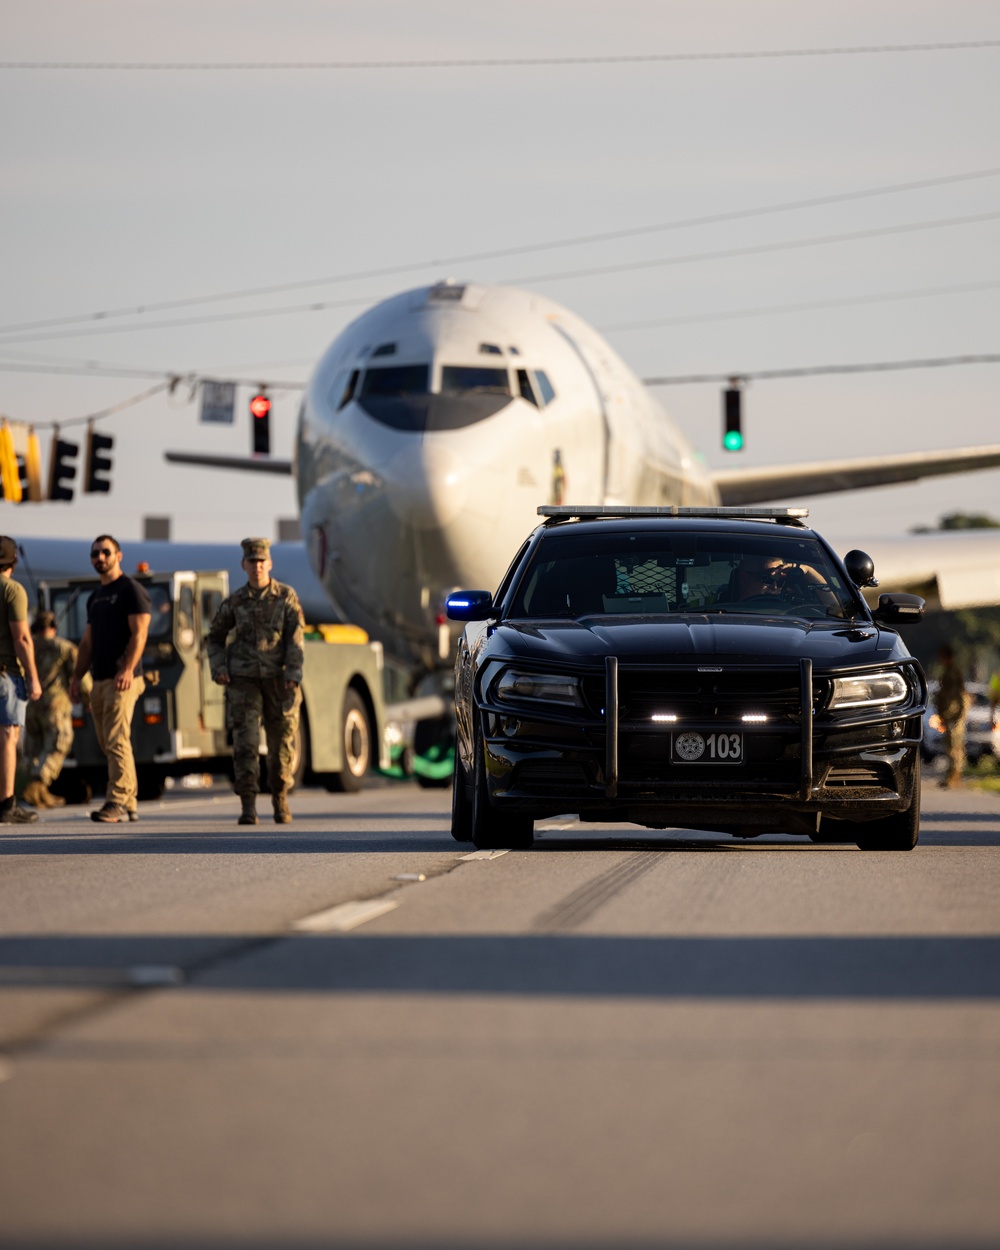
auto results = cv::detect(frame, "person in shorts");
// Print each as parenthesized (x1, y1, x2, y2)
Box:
(0, 536, 43, 825)
(69, 535, 151, 823)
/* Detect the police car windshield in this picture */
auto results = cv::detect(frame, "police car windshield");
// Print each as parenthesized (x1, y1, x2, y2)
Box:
(509, 531, 858, 620)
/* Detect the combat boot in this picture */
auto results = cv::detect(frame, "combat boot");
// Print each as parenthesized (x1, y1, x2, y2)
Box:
(238, 795, 258, 826)
(41, 784, 65, 808)
(272, 792, 292, 824)
(22, 779, 48, 808)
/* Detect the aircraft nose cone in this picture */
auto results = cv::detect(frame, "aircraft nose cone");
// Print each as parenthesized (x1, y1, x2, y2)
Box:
(384, 443, 469, 530)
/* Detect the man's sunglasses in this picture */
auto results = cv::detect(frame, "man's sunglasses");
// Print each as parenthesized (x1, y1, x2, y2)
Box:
(90, 548, 114, 559)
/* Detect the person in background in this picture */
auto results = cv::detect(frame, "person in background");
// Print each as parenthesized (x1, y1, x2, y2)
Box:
(0, 536, 42, 825)
(934, 642, 968, 790)
(206, 538, 304, 826)
(22, 611, 77, 809)
(69, 536, 151, 824)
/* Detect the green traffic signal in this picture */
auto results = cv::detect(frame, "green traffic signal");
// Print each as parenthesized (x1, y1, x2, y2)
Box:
(722, 385, 744, 452)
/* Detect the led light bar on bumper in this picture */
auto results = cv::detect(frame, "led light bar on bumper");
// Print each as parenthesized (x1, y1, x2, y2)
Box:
(493, 668, 583, 707)
(829, 670, 908, 710)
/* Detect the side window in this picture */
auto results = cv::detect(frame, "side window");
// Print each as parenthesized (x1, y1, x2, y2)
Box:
(147, 587, 173, 639)
(50, 588, 93, 644)
(534, 370, 556, 407)
(517, 369, 538, 406)
(494, 539, 532, 606)
(177, 585, 196, 651)
(201, 589, 223, 637)
(336, 369, 360, 410)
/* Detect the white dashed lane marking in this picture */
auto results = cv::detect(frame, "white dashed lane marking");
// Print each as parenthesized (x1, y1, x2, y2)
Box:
(292, 899, 400, 933)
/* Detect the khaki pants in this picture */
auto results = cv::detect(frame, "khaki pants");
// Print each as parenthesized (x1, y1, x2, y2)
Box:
(941, 713, 966, 785)
(90, 677, 145, 808)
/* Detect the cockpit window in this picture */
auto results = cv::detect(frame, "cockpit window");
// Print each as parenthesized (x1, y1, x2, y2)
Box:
(329, 368, 360, 411)
(535, 370, 556, 406)
(517, 369, 538, 406)
(440, 366, 510, 396)
(360, 365, 430, 397)
(356, 363, 512, 432)
(478, 343, 503, 355)
(372, 342, 397, 358)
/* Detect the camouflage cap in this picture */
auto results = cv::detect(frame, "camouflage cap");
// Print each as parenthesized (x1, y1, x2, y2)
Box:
(241, 537, 271, 560)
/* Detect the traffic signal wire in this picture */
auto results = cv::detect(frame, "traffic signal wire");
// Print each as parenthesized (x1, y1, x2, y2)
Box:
(26, 381, 174, 431)
(642, 354, 1000, 387)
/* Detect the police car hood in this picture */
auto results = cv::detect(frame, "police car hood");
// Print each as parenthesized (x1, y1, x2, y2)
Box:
(498, 616, 896, 668)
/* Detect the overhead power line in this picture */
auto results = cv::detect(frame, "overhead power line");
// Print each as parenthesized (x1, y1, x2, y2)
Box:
(4, 206, 998, 347)
(4, 272, 1000, 379)
(2, 163, 999, 339)
(601, 277, 1000, 333)
(3, 41, 1000, 70)
(513, 208, 1000, 287)
(642, 354, 1000, 386)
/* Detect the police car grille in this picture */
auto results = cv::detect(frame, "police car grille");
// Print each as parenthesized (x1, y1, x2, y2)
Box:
(603, 670, 810, 724)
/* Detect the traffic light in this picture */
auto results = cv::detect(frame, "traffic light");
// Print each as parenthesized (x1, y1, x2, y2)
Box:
(250, 390, 271, 455)
(22, 430, 43, 501)
(722, 384, 744, 452)
(0, 424, 21, 503)
(84, 425, 114, 493)
(48, 435, 79, 502)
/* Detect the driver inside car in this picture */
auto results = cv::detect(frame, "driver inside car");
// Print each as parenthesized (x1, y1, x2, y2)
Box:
(717, 554, 835, 607)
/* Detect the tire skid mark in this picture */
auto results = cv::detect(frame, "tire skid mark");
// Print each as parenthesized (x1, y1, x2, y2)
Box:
(534, 852, 667, 931)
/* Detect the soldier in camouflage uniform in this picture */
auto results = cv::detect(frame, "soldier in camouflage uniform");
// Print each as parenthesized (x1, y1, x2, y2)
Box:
(206, 538, 305, 825)
(23, 611, 77, 809)
(934, 642, 968, 790)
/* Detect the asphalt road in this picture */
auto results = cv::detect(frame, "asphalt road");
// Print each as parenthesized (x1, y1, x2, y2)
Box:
(1, 774, 999, 1249)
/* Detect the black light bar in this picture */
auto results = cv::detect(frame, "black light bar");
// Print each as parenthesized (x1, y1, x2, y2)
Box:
(537, 505, 810, 520)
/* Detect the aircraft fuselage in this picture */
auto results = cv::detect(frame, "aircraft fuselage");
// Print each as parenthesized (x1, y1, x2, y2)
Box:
(296, 281, 716, 673)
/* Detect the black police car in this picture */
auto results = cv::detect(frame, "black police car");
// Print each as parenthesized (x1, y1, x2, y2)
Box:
(447, 506, 927, 852)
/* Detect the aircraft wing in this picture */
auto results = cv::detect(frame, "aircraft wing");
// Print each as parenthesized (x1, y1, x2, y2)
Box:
(827, 530, 1000, 611)
(713, 444, 1000, 506)
(164, 451, 293, 475)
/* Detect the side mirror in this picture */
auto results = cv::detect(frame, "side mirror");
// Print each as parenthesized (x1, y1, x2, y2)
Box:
(844, 549, 879, 588)
(872, 593, 925, 626)
(445, 590, 496, 622)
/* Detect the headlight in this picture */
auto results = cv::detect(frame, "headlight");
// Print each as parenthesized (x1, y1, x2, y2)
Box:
(830, 671, 908, 709)
(493, 668, 582, 707)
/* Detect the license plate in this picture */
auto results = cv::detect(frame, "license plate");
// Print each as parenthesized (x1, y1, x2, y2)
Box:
(671, 730, 744, 764)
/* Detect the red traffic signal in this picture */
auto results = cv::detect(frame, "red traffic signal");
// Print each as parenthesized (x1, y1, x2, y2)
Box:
(250, 391, 271, 455)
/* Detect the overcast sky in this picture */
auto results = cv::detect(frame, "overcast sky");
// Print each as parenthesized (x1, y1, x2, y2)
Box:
(1, 0, 998, 547)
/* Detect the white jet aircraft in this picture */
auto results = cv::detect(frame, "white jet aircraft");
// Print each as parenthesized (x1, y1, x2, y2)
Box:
(165, 280, 1000, 690)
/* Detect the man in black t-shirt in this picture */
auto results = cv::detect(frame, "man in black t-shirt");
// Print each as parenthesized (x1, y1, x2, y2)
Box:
(70, 535, 151, 823)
